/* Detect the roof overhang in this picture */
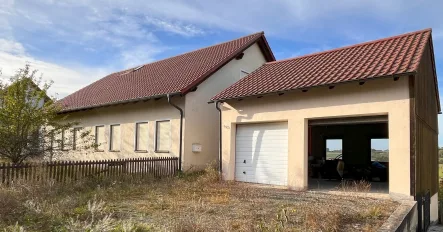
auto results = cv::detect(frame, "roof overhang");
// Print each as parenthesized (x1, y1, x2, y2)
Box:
(210, 72, 415, 103)
(58, 92, 182, 114)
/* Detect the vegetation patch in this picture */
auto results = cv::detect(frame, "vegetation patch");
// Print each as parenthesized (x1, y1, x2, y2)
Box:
(0, 167, 398, 231)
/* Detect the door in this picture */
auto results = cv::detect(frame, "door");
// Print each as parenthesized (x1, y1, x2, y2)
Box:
(235, 122, 288, 185)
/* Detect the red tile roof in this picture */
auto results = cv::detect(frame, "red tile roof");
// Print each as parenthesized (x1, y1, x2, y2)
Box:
(60, 32, 275, 112)
(212, 29, 433, 101)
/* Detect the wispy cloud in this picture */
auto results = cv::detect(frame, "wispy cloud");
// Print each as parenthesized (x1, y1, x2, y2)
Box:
(120, 44, 167, 69)
(145, 16, 204, 37)
(0, 39, 26, 55)
(0, 40, 111, 98)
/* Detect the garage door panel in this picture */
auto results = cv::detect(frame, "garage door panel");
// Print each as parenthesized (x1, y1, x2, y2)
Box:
(236, 176, 287, 185)
(235, 122, 288, 186)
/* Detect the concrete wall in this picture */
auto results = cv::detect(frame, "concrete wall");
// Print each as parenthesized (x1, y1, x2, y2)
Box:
(59, 97, 184, 160)
(183, 43, 267, 170)
(220, 77, 412, 197)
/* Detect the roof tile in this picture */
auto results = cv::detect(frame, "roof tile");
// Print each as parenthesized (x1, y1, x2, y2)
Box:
(60, 32, 272, 112)
(212, 29, 432, 101)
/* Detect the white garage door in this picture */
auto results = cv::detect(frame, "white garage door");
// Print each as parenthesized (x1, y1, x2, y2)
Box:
(235, 122, 288, 185)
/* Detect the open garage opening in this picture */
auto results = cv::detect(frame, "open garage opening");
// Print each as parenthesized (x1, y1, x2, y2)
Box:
(308, 116, 389, 193)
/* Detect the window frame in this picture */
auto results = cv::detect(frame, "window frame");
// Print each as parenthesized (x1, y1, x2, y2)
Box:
(72, 127, 82, 150)
(94, 125, 105, 152)
(60, 129, 70, 151)
(370, 138, 389, 162)
(134, 121, 149, 152)
(325, 137, 343, 160)
(154, 119, 171, 153)
(109, 124, 121, 152)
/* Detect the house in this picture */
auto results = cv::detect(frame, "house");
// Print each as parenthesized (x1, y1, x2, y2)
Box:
(211, 29, 439, 221)
(58, 32, 275, 170)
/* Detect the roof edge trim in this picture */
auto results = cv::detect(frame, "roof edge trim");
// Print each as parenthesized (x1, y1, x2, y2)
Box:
(59, 92, 182, 114)
(211, 72, 416, 102)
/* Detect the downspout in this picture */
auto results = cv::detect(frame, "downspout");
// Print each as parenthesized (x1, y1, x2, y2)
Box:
(215, 101, 222, 175)
(167, 94, 183, 171)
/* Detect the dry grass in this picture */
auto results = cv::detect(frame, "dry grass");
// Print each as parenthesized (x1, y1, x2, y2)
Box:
(0, 167, 398, 231)
(336, 180, 373, 192)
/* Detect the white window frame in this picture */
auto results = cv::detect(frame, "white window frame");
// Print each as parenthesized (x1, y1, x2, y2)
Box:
(72, 127, 82, 150)
(154, 119, 171, 153)
(94, 125, 105, 152)
(134, 121, 149, 152)
(60, 130, 67, 151)
(109, 124, 121, 152)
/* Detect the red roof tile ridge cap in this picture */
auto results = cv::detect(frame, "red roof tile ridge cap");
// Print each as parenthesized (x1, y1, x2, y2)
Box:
(111, 31, 265, 75)
(265, 28, 432, 66)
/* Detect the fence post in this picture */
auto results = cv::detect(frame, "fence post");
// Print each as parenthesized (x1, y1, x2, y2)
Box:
(1, 162, 5, 184)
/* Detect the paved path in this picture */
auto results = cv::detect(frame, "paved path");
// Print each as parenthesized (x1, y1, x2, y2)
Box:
(429, 224, 443, 232)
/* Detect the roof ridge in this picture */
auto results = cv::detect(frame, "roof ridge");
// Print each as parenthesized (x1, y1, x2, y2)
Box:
(266, 28, 432, 65)
(114, 31, 265, 75)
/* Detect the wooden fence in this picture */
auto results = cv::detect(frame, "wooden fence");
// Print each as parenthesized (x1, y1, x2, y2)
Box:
(0, 157, 179, 184)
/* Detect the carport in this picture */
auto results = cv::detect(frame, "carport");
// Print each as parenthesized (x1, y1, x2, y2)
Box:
(307, 116, 389, 193)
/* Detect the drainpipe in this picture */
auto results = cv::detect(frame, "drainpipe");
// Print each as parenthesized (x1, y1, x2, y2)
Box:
(215, 101, 222, 175)
(167, 94, 183, 171)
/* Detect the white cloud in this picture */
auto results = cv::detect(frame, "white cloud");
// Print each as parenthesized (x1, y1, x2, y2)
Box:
(0, 44, 110, 98)
(0, 39, 25, 55)
(120, 44, 167, 69)
(145, 16, 204, 37)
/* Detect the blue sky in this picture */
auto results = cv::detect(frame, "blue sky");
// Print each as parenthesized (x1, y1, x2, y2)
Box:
(1, 0, 443, 147)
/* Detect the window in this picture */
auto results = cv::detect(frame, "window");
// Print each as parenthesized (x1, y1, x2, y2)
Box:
(61, 129, 71, 151)
(326, 139, 342, 160)
(95, 125, 105, 151)
(155, 120, 171, 152)
(109, 124, 121, 151)
(52, 131, 62, 151)
(240, 70, 249, 78)
(371, 139, 389, 162)
(72, 127, 81, 150)
(135, 122, 149, 151)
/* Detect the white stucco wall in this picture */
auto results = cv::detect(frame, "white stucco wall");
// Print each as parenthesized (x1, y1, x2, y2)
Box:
(220, 77, 412, 198)
(183, 43, 267, 170)
(59, 97, 184, 160)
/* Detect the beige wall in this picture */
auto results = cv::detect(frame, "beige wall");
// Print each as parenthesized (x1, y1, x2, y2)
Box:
(183, 43, 267, 170)
(59, 97, 184, 160)
(220, 77, 412, 197)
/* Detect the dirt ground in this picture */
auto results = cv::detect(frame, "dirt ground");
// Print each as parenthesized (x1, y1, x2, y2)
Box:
(0, 169, 399, 231)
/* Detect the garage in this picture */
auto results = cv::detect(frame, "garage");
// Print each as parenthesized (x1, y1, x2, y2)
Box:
(235, 122, 288, 185)
(214, 29, 439, 222)
(308, 116, 389, 193)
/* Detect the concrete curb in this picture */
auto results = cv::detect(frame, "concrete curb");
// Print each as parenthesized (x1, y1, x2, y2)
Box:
(378, 200, 417, 232)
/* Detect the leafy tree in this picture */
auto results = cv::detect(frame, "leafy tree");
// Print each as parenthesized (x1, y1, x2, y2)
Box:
(0, 64, 94, 164)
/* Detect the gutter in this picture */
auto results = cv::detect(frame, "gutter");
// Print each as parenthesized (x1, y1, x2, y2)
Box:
(167, 94, 184, 171)
(215, 101, 222, 175)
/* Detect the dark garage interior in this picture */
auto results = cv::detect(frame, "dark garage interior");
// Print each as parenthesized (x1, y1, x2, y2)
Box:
(308, 116, 389, 193)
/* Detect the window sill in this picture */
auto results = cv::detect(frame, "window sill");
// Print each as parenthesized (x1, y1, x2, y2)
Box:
(95, 150, 104, 152)
(135, 150, 148, 153)
(155, 150, 170, 153)
(109, 150, 120, 152)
